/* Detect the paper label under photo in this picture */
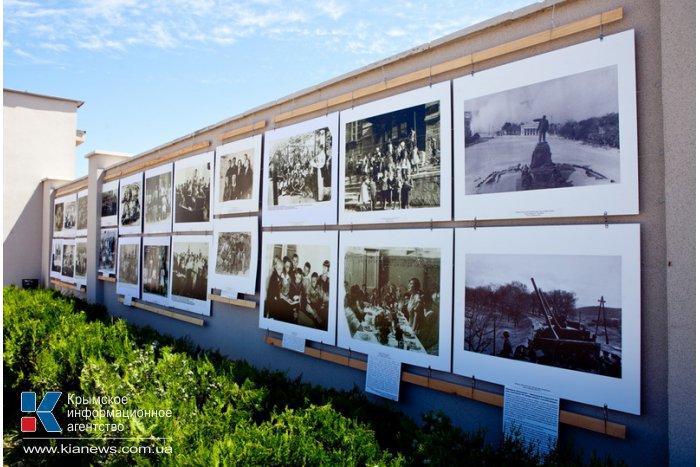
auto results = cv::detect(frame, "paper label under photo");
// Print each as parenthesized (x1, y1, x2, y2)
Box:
(365, 352, 401, 401)
(503, 383, 559, 457)
(282, 333, 307, 353)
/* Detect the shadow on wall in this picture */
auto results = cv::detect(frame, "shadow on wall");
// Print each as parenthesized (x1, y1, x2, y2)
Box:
(3, 183, 43, 286)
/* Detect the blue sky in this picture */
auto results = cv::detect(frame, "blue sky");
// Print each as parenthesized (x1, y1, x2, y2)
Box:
(4, 0, 534, 177)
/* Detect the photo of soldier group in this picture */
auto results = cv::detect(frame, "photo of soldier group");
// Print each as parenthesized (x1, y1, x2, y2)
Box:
(77, 196, 88, 231)
(101, 189, 118, 217)
(75, 242, 87, 278)
(215, 232, 252, 277)
(61, 244, 75, 278)
(268, 128, 332, 207)
(120, 183, 141, 227)
(143, 245, 170, 297)
(99, 229, 117, 274)
(54, 203, 64, 232)
(175, 164, 211, 223)
(145, 172, 172, 225)
(118, 243, 140, 285)
(344, 101, 441, 212)
(264, 244, 331, 331)
(172, 241, 209, 301)
(343, 247, 440, 355)
(51, 241, 62, 273)
(63, 201, 76, 230)
(219, 150, 255, 202)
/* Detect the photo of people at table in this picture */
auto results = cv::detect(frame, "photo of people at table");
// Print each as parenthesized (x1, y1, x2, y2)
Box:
(263, 243, 331, 331)
(343, 246, 440, 355)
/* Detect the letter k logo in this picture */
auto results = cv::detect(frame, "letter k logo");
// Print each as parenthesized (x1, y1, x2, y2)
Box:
(21, 392, 62, 432)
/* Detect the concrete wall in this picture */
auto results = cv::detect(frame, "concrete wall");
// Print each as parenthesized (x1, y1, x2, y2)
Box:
(4, 90, 79, 286)
(44, 0, 695, 465)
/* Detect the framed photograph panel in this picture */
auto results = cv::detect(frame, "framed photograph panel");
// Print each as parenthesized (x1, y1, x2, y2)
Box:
(50, 238, 63, 279)
(339, 82, 452, 225)
(337, 228, 453, 371)
(262, 114, 339, 227)
(142, 236, 171, 307)
(76, 189, 88, 237)
(209, 217, 259, 297)
(119, 172, 144, 235)
(143, 164, 173, 234)
(453, 224, 640, 414)
(170, 235, 212, 315)
(98, 228, 118, 276)
(60, 238, 76, 284)
(259, 230, 338, 345)
(101, 180, 119, 227)
(453, 29, 638, 220)
(74, 238, 88, 287)
(173, 152, 214, 232)
(117, 236, 141, 298)
(214, 135, 262, 215)
(54, 193, 77, 238)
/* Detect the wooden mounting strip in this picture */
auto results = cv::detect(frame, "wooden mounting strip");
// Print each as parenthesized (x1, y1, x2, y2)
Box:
(208, 293, 257, 309)
(55, 181, 88, 197)
(220, 120, 267, 141)
(263, 335, 626, 439)
(97, 275, 116, 283)
(50, 279, 85, 292)
(118, 296, 205, 326)
(274, 7, 623, 124)
(103, 141, 212, 182)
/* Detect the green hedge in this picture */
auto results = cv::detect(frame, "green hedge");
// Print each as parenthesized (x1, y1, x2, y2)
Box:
(3, 287, 622, 466)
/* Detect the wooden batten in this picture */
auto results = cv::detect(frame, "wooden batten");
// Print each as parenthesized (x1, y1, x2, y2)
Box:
(220, 120, 267, 142)
(118, 296, 205, 326)
(103, 141, 212, 182)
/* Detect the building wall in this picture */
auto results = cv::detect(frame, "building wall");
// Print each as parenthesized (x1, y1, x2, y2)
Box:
(3, 90, 78, 286)
(46, 0, 695, 465)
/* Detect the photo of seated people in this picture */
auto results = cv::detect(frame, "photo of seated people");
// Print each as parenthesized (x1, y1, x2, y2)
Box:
(175, 164, 211, 223)
(219, 151, 254, 202)
(264, 244, 331, 331)
(343, 247, 441, 355)
(268, 128, 332, 207)
(172, 242, 209, 301)
(344, 101, 441, 212)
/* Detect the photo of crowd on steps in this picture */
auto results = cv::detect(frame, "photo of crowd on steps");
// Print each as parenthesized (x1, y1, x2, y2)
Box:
(344, 101, 441, 212)
(264, 244, 331, 331)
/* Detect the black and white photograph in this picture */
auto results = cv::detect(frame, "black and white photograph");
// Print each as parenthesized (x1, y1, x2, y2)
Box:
(53, 201, 64, 234)
(262, 114, 338, 226)
(119, 173, 143, 234)
(338, 229, 452, 371)
(170, 235, 211, 315)
(173, 152, 214, 231)
(63, 198, 77, 234)
(213, 135, 262, 216)
(453, 30, 638, 220)
(77, 190, 88, 236)
(74, 239, 88, 287)
(453, 224, 641, 414)
(101, 180, 119, 227)
(144, 164, 173, 233)
(50, 239, 62, 278)
(61, 241, 75, 281)
(98, 228, 118, 275)
(209, 217, 259, 297)
(142, 237, 171, 307)
(260, 230, 338, 345)
(117, 237, 141, 298)
(339, 83, 451, 225)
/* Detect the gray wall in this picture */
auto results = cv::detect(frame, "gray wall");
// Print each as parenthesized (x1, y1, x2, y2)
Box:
(48, 0, 695, 465)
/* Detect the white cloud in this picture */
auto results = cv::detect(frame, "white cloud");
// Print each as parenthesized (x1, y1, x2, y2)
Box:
(315, 0, 347, 20)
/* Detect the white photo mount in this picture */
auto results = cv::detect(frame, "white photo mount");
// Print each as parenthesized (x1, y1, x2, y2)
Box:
(173, 151, 214, 232)
(142, 236, 171, 307)
(259, 230, 338, 346)
(118, 172, 144, 235)
(60, 238, 76, 284)
(453, 29, 638, 220)
(209, 217, 259, 298)
(74, 237, 88, 287)
(339, 82, 452, 225)
(98, 228, 118, 276)
(76, 189, 88, 237)
(214, 134, 262, 215)
(453, 224, 641, 414)
(54, 193, 77, 238)
(337, 228, 453, 372)
(169, 235, 212, 316)
(50, 238, 63, 279)
(117, 236, 142, 298)
(262, 113, 339, 227)
(100, 180, 119, 227)
(143, 163, 174, 234)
